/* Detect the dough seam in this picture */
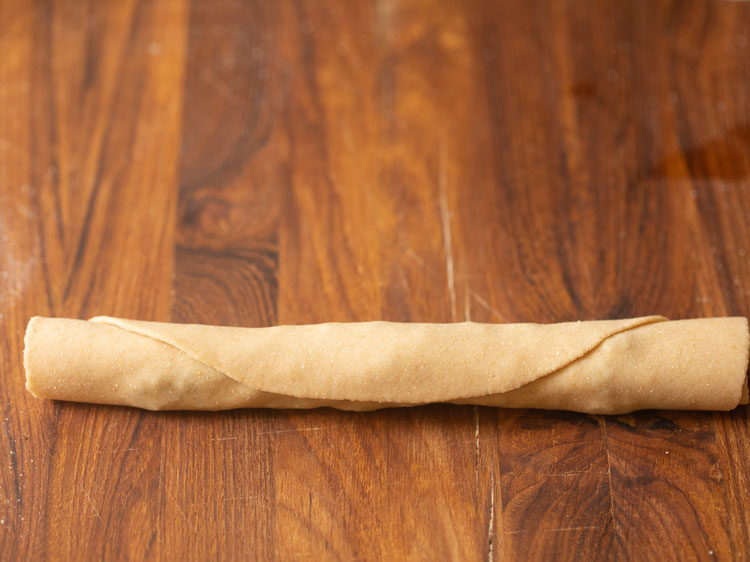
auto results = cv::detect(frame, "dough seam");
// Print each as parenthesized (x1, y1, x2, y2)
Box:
(92, 316, 669, 403)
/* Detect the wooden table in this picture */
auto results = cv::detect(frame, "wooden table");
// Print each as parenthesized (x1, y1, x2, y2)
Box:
(2, 0, 750, 560)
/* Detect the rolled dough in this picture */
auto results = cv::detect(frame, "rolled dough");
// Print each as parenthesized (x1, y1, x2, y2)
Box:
(23, 315, 749, 413)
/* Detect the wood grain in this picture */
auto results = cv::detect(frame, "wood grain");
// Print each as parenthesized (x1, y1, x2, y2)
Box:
(1, 0, 749, 560)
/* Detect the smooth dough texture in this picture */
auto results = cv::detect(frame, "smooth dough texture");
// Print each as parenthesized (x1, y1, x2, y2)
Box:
(24, 315, 749, 414)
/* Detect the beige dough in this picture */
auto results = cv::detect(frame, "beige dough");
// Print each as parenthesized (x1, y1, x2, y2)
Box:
(23, 315, 749, 414)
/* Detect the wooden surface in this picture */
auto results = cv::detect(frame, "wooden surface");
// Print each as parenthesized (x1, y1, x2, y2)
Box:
(2, 0, 750, 560)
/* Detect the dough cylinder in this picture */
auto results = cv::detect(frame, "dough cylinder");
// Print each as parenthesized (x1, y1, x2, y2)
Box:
(24, 315, 749, 414)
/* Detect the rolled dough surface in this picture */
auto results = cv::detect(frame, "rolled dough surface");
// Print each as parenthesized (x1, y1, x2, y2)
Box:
(23, 315, 749, 414)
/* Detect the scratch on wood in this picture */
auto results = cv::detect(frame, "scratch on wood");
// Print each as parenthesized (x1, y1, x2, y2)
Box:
(397, 268, 411, 292)
(438, 142, 456, 321)
(2, 414, 21, 511)
(211, 428, 324, 443)
(474, 406, 480, 494)
(94, 447, 140, 454)
(487, 469, 495, 561)
(405, 247, 425, 267)
(472, 293, 503, 321)
(160, 476, 190, 526)
(505, 525, 600, 535)
(81, 486, 103, 522)
(257, 427, 323, 437)
(599, 417, 620, 545)
(556, 462, 605, 476)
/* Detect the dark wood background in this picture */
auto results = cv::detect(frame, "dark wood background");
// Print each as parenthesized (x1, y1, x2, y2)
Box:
(2, 0, 750, 560)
